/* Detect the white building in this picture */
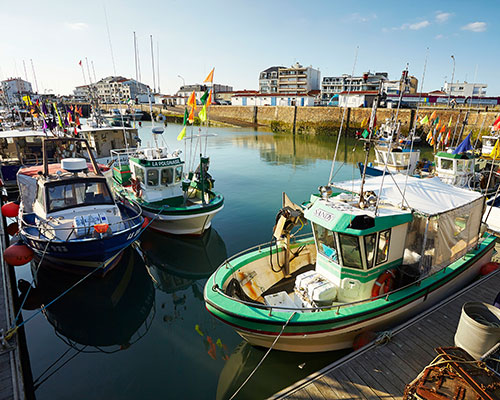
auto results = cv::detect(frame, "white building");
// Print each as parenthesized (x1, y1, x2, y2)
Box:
(443, 81, 487, 98)
(231, 91, 319, 107)
(74, 76, 151, 104)
(1, 78, 33, 105)
(277, 63, 320, 94)
(338, 91, 378, 108)
(259, 66, 284, 93)
(321, 72, 388, 105)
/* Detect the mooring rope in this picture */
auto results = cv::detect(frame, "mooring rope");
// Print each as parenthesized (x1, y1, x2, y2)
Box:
(229, 312, 297, 400)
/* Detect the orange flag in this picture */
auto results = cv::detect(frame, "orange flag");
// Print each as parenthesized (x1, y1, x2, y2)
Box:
(206, 89, 213, 106)
(204, 68, 215, 83)
(439, 124, 446, 133)
(188, 106, 195, 123)
(187, 91, 196, 109)
(430, 110, 437, 121)
(435, 122, 441, 131)
(426, 130, 432, 142)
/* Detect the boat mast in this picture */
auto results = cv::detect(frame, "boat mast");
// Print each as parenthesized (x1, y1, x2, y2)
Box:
(150, 35, 156, 94)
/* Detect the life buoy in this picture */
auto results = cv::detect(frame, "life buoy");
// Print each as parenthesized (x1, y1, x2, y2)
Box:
(371, 269, 396, 298)
(130, 178, 142, 198)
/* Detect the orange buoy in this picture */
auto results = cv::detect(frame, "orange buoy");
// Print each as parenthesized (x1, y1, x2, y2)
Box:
(353, 331, 377, 350)
(6, 222, 19, 236)
(1, 202, 19, 218)
(480, 262, 500, 276)
(142, 217, 150, 229)
(3, 242, 34, 266)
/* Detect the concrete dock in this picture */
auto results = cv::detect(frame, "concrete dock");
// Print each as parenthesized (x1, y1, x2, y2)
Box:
(272, 267, 500, 399)
(0, 213, 29, 399)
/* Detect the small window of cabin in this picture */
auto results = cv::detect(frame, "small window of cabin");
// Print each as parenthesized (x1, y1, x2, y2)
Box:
(313, 223, 339, 263)
(36, 185, 45, 208)
(364, 233, 376, 269)
(147, 169, 159, 186)
(134, 165, 144, 183)
(440, 158, 454, 170)
(161, 168, 173, 185)
(376, 229, 391, 265)
(338, 234, 363, 269)
(175, 166, 183, 183)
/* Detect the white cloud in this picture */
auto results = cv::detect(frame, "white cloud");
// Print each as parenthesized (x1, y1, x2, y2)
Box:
(461, 21, 487, 32)
(435, 12, 451, 23)
(65, 22, 88, 30)
(348, 12, 377, 23)
(409, 20, 430, 30)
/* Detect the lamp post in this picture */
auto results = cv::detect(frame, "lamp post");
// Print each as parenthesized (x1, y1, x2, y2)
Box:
(177, 75, 185, 88)
(448, 55, 455, 107)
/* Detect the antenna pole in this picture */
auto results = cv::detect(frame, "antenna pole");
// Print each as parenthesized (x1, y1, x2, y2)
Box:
(157, 42, 160, 93)
(150, 35, 156, 93)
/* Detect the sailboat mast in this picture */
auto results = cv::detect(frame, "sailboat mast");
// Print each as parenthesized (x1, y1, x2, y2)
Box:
(134, 31, 139, 94)
(30, 59, 39, 93)
(150, 35, 156, 94)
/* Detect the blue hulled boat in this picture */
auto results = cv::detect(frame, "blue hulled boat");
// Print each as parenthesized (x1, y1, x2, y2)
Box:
(18, 138, 144, 275)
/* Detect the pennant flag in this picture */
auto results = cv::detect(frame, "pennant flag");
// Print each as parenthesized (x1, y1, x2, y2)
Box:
(439, 124, 446, 134)
(187, 91, 196, 109)
(53, 103, 63, 128)
(493, 115, 500, 126)
(433, 116, 440, 126)
(435, 121, 441, 131)
(182, 107, 188, 125)
(200, 90, 209, 105)
(188, 106, 195, 123)
(198, 104, 207, 122)
(430, 110, 437, 121)
(452, 133, 473, 154)
(361, 129, 370, 139)
(426, 130, 432, 142)
(430, 136, 435, 146)
(79, 60, 82, 66)
(445, 130, 451, 145)
(207, 89, 213, 106)
(203, 68, 215, 83)
(22, 96, 32, 106)
(494, 120, 500, 131)
(437, 132, 442, 143)
(42, 119, 48, 132)
(360, 117, 367, 128)
(420, 115, 429, 125)
(74, 127, 78, 136)
(177, 126, 187, 141)
(41, 102, 49, 115)
(68, 112, 73, 123)
(490, 139, 500, 159)
(448, 116, 453, 128)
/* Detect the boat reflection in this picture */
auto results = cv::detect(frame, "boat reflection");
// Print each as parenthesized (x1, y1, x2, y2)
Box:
(19, 247, 155, 348)
(216, 341, 349, 400)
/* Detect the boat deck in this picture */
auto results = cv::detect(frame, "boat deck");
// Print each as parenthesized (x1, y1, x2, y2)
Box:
(273, 266, 500, 399)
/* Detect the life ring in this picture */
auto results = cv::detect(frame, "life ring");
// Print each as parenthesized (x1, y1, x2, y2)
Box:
(371, 269, 396, 298)
(130, 178, 142, 198)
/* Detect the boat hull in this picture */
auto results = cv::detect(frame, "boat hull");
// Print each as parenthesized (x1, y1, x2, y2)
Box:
(205, 236, 495, 352)
(143, 204, 224, 236)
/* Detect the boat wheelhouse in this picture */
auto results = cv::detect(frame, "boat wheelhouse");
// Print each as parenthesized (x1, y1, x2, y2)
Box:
(18, 138, 144, 275)
(481, 135, 499, 158)
(204, 175, 495, 352)
(111, 144, 224, 236)
(434, 151, 476, 188)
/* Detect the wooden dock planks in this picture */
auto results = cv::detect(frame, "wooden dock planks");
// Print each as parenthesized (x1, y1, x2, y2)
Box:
(273, 268, 500, 400)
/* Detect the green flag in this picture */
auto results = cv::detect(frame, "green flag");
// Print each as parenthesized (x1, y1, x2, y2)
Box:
(200, 90, 209, 105)
(420, 115, 429, 125)
(198, 104, 207, 122)
(177, 126, 186, 141)
(182, 108, 188, 125)
(362, 129, 370, 139)
(433, 116, 440, 126)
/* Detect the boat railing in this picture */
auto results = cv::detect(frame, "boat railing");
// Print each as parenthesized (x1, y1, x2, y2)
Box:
(21, 200, 142, 240)
(210, 234, 493, 315)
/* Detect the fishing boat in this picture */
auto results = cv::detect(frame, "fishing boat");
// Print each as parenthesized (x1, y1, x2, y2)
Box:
(17, 137, 144, 275)
(110, 126, 224, 236)
(204, 176, 495, 352)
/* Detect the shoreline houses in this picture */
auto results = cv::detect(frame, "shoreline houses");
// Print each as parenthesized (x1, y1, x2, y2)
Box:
(73, 76, 151, 104)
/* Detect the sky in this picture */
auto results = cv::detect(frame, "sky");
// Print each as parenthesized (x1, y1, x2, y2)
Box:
(0, 0, 498, 96)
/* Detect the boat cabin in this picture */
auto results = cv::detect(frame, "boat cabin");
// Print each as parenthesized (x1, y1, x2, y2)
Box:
(304, 193, 412, 303)
(481, 135, 499, 158)
(79, 126, 138, 164)
(374, 146, 420, 175)
(434, 151, 475, 188)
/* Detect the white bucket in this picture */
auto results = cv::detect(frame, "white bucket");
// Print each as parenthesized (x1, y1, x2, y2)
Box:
(454, 302, 500, 359)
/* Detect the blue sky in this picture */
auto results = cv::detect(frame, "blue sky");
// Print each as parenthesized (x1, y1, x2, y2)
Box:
(0, 0, 497, 96)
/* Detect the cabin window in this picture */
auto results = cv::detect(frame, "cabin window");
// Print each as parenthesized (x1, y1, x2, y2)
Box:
(161, 168, 173, 185)
(147, 169, 159, 186)
(338, 234, 363, 269)
(313, 224, 339, 263)
(36, 185, 45, 208)
(364, 234, 376, 269)
(47, 180, 113, 213)
(440, 159, 453, 170)
(175, 166, 183, 183)
(376, 229, 391, 265)
(134, 165, 144, 182)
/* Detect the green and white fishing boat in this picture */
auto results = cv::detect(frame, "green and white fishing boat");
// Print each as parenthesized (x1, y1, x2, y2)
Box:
(110, 127, 224, 236)
(204, 175, 495, 352)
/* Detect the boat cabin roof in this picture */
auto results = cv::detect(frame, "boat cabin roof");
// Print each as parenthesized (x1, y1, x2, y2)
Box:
(0, 130, 49, 139)
(435, 151, 474, 160)
(18, 163, 110, 178)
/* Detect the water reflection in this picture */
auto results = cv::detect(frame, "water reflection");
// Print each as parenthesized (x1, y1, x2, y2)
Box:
(20, 247, 155, 348)
(216, 341, 350, 400)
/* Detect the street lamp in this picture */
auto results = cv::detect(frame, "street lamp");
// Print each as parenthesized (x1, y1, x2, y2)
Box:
(177, 74, 185, 88)
(448, 55, 455, 107)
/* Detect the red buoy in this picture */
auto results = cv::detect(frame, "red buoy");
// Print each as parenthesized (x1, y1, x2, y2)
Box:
(3, 242, 34, 266)
(1, 202, 19, 218)
(353, 331, 377, 350)
(6, 222, 19, 236)
(480, 262, 500, 276)
(142, 217, 150, 229)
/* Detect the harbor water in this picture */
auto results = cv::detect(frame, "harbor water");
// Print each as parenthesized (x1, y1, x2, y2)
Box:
(14, 122, 433, 399)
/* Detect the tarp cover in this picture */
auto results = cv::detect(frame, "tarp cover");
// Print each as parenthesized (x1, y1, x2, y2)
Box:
(333, 175, 482, 216)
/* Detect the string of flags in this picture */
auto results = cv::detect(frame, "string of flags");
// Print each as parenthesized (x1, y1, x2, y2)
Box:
(177, 68, 215, 141)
